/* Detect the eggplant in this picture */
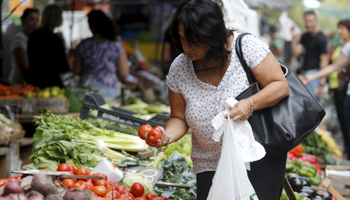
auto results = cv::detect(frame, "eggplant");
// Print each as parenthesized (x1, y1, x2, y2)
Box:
(300, 186, 316, 198)
(310, 195, 325, 200)
(316, 189, 333, 200)
(298, 176, 312, 187)
(299, 192, 312, 198)
(288, 177, 304, 192)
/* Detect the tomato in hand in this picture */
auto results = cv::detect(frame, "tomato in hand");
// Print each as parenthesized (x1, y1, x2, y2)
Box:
(93, 185, 107, 197)
(147, 129, 162, 146)
(145, 192, 158, 200)
(62, 179, 75, 189)
(130, 182, 144, 197)
(75, 166, 90, 181)
(138, 125, 153, 140)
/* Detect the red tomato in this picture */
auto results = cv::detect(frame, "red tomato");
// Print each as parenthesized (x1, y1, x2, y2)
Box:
(160, 196, 169, 200)
(62, 179, 75, 189)
(93, 185, 107, 197)
(118, 198, 132, 200)
(130, 182, 144, 197)
(107, 181, 116, 186)
(121, 192, 135, 199)
(91, 173, 107, 185)
(138, 125, 153, 140)
(86, 182, 94, 191)
(74, 180, 85, 188)
(67, 164, 77, 174)
(135, 197, 147, 200)
(147, 129, 162, 146)
(40, 168, 50, 171)
(145, 192, 158, 200)
(116, 184, 128, 194)
(6, 177, 17, 182)
(151, 198, 163, 200)
(75, 166, 90, 176)
(0, 179, 8, 187)
(75, 183, 87, 190)
(105, 190, 121, 200)
(95, 180, 107, 188)
(57, 163, 73, 172)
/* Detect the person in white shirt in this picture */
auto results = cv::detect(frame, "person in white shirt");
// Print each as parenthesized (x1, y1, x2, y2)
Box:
(9, 8, 39, 84)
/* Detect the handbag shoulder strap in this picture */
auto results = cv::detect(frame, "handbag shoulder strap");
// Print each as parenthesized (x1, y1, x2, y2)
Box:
(235, 33, 257, 84)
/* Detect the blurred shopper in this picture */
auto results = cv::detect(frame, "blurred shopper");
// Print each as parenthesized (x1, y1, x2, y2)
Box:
(303, 20, 350, 160)
(9, 8, 39, 84)
(73, 10, 129, 99)
(291, 11, 328, 99)
(268, 25, 284, 62)
(26, 5, 70, 88)
(161, 25, 180, 75)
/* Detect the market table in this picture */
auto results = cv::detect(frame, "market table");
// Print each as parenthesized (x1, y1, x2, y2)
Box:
(14, 112, 80, 123)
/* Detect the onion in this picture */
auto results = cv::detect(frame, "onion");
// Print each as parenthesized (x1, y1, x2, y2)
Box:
(3, 181, 22, 196)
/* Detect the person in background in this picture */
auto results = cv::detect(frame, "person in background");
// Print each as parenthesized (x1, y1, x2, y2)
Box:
(291, 10, 328, 100)
(161, 25, 180, 75)
(268, 25, 284, 62)
(303, 20, 350, 160)
(26, 5, 70, 89)
(73, 10, 129, 99)
(9, 8, 39, 84)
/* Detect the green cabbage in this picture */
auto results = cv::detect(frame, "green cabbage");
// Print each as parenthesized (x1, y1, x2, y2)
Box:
(122, 173, 153, 196)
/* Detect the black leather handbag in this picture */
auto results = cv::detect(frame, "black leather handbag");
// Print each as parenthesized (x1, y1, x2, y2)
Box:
(235, 33, 326, 156)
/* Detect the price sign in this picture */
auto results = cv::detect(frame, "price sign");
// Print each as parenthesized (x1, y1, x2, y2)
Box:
(124, 167, 163, 186)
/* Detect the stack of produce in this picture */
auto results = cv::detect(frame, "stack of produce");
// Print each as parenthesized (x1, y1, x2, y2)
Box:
(0, 82, 40, 98)
(122, 98, 170, 120)
(0, 113, 25, 145)
(280, 187, 333, 200)
(30, 86, 65, 98)
(316, 129, 342, 158)
(26, 111, 148, 171)
(301, 131, 336, 164)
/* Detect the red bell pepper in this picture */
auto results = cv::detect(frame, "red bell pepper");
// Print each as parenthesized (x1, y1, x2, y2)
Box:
(287, 152, 294, 159)
(301, 153, 318, 164)
(312, 163, 322, 170)
(317, 169, 322, 175)
(289, 145, 304, 157)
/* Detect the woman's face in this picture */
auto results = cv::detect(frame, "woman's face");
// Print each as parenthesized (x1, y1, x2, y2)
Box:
(22, 12, 39, 33)
(178, 23, 209, 61)
(338, 24, 350, 41)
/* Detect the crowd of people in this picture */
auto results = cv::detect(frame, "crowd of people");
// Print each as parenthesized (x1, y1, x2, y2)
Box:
(9, 5, 129, 99)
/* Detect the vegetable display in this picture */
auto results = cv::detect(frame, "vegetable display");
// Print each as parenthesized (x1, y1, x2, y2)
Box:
(301, 131, 335, 164)
(26, 111, 149, 171)
(0, 114, 24, 145)
(0, 82, 40, 98)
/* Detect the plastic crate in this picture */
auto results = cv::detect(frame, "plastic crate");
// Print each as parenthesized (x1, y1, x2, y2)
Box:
(80, 93, 169, 135)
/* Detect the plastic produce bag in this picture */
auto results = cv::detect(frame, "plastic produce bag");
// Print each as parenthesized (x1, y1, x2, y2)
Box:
(207, 98, 265, 200)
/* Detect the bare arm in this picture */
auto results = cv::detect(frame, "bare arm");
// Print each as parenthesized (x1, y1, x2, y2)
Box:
(73, 51, 82, 75)
(228, 53, 290, 121)
(319, 53, 329, 84)
(13, 48, 29, 73)
(145, 89, 189, 148)
(291, 35, 303, 58)
(117, 51, 129, 81)
(270, 45, 284, 56)
(305, 53, 350, 83)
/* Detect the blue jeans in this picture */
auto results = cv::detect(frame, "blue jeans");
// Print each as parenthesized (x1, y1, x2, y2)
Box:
(344, 95, 350, 160)
(303, 69, 320, 101)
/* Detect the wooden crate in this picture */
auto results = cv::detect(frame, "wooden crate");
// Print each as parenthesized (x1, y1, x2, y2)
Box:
(0, 97, 22, 107)
(326, 165, 350, 197)
(0, 148, 10, 178)
(22, 97, 69, 114)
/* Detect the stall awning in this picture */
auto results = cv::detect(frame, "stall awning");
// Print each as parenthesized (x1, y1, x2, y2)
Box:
(244, 0, 292, 11)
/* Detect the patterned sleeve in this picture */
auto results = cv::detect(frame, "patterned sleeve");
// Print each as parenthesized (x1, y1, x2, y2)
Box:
(166, 55, 183, 94)
(76, 39, 85, 57)
(116, 41, 125, 54)
(241, 34, 271, 70)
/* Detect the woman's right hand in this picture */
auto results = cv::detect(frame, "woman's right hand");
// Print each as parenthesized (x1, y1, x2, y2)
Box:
(144, 126, 168, 148)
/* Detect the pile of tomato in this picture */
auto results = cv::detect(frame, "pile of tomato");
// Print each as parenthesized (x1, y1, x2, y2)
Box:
(56, 163, 169, 200)
(0, 175, 22, 187)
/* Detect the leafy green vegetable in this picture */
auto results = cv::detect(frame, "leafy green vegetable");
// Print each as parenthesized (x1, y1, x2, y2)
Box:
(122, 173, 153, 196)
(302, 131, 335, 163)
(164, 134, 192, 167)
(154, 151, 197, 200)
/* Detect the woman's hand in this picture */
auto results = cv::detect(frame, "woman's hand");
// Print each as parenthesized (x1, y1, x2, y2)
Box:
(302, 75, 312, 85)
(225, 99, 251, 122)
(144, 126, 169, 148)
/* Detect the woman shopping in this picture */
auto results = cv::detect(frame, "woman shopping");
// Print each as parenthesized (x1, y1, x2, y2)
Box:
(73, 10, 129, 99)
(303, 20, 350, 160)
(145, 0, 290, 199)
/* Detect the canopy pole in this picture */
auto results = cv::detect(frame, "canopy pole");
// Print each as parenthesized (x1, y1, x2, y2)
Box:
(0, 0, 3, 78)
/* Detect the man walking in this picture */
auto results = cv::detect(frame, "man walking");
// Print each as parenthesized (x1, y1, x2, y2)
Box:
(291, 10, 328, 99)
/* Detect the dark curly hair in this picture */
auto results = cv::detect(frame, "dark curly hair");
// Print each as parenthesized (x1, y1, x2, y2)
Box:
(171, 0, 233, 63)
(338, 19, 350, 32)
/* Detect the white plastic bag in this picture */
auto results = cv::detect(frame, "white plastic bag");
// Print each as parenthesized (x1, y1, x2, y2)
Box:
(207, 98, 265, 200)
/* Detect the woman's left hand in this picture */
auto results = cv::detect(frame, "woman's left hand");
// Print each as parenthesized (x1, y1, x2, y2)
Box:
(225, 99, 251, 122)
